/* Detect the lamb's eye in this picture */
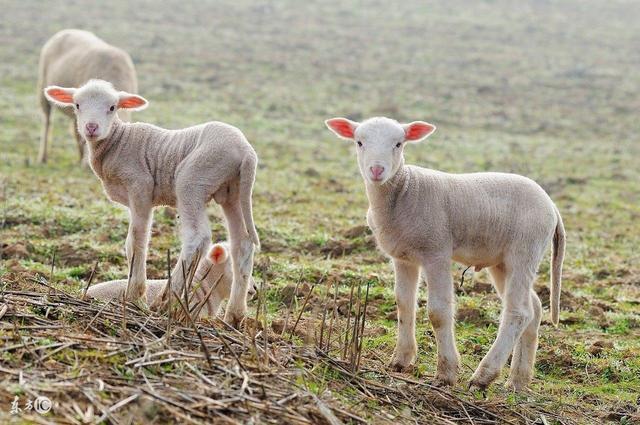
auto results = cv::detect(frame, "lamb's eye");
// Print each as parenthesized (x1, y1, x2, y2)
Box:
(395, 142, 402, 148)
(357, 141, 363, 147)
(75, 104, 80, 110)
(109, 105, 115, 112)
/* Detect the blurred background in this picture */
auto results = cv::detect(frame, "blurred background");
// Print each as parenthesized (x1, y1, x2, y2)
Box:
(1, 0, 639, 420)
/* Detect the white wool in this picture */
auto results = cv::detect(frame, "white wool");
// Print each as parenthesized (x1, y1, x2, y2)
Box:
(326, 116, 565, 391)
(45, 79, 260, 327)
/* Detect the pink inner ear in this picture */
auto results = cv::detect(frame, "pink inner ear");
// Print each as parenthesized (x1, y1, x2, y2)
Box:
(327, 118, 355, 138)
(47, 88, 73, 103)
(118, 96, 145, 109)
(405, 122, 435, 141)
(208, 245, 226, 264)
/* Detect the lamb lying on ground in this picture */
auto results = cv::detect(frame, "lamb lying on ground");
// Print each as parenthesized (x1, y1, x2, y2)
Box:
(37, 29, 138, 164)
(85, 242, 257, 318)
(325, 117, 565, 391)
(44, 79, 260, 327)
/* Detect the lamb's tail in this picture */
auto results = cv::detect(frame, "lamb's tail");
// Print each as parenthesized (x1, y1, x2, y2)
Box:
(239, 154, 260, 250)
(550, 206, 565, 327)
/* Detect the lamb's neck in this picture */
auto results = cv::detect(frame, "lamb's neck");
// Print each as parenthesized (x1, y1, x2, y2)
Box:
(365, 165, 411, 214)
(87, 117, 128, 179)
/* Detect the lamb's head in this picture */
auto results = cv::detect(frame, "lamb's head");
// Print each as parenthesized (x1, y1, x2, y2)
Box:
(325, 117, 436, 185)
(44, 79, 147, 142)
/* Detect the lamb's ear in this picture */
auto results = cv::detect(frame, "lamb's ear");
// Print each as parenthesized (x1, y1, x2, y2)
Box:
(44, 86, 76, 107)
(207, 243, 229, 265)
(403, 121, 436, 142)
(117, 92, 148, 111)
(325, 117, 359, 140)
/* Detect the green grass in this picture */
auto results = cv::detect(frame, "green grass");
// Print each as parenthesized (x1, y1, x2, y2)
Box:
(1, 0, 639, 423)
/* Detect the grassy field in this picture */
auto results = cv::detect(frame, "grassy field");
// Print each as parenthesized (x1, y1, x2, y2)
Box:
(1, 0, 639, 423)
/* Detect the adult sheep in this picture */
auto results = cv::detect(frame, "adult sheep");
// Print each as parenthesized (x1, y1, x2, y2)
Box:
(37, 29, 137, 164)
(325, 116, 565, 391)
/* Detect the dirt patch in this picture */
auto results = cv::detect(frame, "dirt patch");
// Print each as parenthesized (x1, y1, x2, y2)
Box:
(456, 306, 490, 326)
(535, 283, 587, 312)
(279, 282, 313, 305)
(300, 225, 376, 257)
(1, 241, 32, 259)
(302, 236, 377, 257)
(271, 317, 313, 342)
(342, 225, 371, 239)
(56, 243, 100, 267)
(587, 340, 614, 357)
(466, 280, 494, 295)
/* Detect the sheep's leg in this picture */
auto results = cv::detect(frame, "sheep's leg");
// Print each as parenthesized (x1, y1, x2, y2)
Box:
(423, 258, 460, 386)
(506, 290, 541, 390)
(124, 201, 153, 302)
(488, 263, 506, 299)
(71, 119, 88, 166)
(470, 266, 535, 389)
(222, 200, 254, 328)
(168, 200, 211, 307)
(38, 102, 51, 164)
(388, 259, 420, 372)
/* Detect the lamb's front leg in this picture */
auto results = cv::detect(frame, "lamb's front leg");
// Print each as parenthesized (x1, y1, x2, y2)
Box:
(124, 201, 153, 302)
(423, 258, 460, 386)
(389, 259, 420, 372)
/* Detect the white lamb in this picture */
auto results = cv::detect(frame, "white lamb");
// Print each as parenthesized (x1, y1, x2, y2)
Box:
(85, 242, 257, 317)
(325, 116, 565, 391)
(44, 79, 260, 327)
(37, 29, 138, 164)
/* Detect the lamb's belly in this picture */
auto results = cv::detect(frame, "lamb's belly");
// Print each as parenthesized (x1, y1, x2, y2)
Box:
(452, 247, 501, 270)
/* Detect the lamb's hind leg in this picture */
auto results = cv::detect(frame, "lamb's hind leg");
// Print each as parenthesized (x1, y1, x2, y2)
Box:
(506, 290, 541, 391)
(470, 263, 536, 390)
(487, 264, 542, 391)
(163, 191, 211, 310)
(221, 199, 254, 328)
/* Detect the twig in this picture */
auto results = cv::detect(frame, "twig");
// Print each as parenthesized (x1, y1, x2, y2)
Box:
(288, 282, 317, 341)
(81, 261, 99, 300)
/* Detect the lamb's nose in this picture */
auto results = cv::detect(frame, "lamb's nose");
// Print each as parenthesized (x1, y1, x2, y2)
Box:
(85, 123, 99, 135)
(370, 166, 385, 180)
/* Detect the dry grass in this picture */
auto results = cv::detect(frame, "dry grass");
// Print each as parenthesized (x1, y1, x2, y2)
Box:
(1, 275, 598, 425)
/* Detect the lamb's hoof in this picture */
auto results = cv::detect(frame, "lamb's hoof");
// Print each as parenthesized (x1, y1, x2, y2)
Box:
(131, 298, 149, 311)
(505, 377, 531, 392)
(387, 357, 415, 373)
(223, 311, 245, 329)
(468, 371, 498, 397)
(433, 373, 457, 387)
(388, 362, 414, 373)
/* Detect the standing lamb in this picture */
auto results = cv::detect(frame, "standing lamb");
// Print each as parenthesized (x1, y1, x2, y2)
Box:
(86, 242, 258, 318)
(44, 79, 260, 327)
(38, 29, 138, 164)
(325, 117, 565, 391)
